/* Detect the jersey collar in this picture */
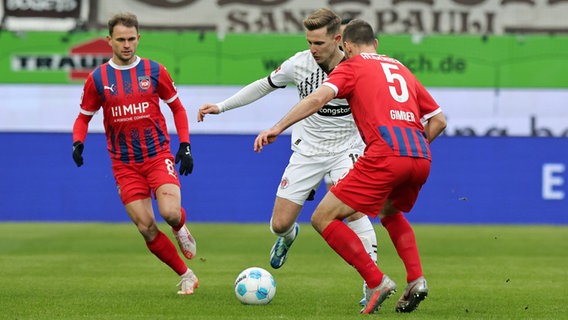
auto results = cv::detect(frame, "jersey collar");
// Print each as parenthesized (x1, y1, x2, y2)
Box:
(108, 56, 141, 70)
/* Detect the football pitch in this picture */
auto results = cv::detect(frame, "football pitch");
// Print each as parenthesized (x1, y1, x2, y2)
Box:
(1, 222, 566, 319)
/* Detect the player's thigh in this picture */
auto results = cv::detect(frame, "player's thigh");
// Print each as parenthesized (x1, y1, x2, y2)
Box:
(276, 153, 326, 206)
(112, 163, 152, 205)
(145, 155, 181, 190)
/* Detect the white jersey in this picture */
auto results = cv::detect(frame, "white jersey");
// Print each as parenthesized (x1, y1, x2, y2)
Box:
(269, 50, 363, 156)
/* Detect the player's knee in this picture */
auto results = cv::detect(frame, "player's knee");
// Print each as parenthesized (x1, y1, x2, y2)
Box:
(159, 204, 181, 221)
(136, 221, 159, 241)
(270, 217, 294, 235)
(310, 211, 326, 233)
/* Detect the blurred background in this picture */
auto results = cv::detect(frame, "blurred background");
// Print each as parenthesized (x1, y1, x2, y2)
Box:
(0, 0, 567, 224)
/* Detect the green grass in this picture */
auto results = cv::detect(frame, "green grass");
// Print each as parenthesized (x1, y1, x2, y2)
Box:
(0, 223, 566, 319)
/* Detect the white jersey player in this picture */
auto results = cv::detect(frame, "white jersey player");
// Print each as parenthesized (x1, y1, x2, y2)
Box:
(197, 8, 377, 305)
(269, 49, 363, 157)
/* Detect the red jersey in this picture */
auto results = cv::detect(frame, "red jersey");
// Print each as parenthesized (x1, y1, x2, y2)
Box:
(323, 53, 440, 160)
(80, 57, 179, 164)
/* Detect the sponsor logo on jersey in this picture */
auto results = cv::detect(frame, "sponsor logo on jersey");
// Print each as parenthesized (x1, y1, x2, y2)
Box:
(317, 104, 351, 117)
(104, 84, 116, 92)
(111, 102, 150, 118)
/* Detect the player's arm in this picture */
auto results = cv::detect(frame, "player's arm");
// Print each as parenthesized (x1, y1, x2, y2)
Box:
(414, 79, 446, 142)
(158, 64, 194, 175)
(254, 86, 335, 152)
(71, 111, 93, 167)
(165, 95, 194, 175)
(423, 112, 447, 143)
(72, 77, 99, 167)
(167, 97, 190, 144)
(197, 77, 277, 122)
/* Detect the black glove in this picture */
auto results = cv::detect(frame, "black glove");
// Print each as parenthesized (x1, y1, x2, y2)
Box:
(175, 142, 193, 175)
(72, 141, 84, 167)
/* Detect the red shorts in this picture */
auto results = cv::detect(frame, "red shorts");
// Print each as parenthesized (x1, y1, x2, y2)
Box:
(330, 155, 430, 218)
(111, 154, 180, 205)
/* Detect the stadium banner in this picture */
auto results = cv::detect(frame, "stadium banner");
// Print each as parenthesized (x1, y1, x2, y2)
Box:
(0, 132, 566, 224)
(94, 0, 568, 35)
(2, 31, 568, 88)
(1, 0, 89, 31)
(1, 85, 568, 137)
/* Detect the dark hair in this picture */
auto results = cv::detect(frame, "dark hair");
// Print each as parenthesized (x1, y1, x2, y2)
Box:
(343, 19, 376, 45)
(340, 17, 353, 26)
(303, 8, 341, 36)
(108, 12, 139, 36)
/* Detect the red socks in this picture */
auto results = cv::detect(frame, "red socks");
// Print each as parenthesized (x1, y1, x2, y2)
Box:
(146, 231, 187, 275)
(172, 207, 187, 232)
(322, 220, 383, 288)
(381, 212, 423, 282)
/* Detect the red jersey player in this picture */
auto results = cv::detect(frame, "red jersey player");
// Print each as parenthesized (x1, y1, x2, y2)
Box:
(254, 19, 447, 314)
(71, 12, 198, 295)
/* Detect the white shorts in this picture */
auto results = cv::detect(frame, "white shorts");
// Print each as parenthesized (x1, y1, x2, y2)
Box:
(276, 147, 363, 206)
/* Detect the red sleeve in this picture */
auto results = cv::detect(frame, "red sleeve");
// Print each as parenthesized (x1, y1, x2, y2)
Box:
(80, 74, 102, 113)
(73, 75, 99, 143)
(157, 64, 178, 103)
(168, 98, 190, 144)
(72, 113, 92, 143)
(327, 61, 355, 100)
(157, 63, 190, 143)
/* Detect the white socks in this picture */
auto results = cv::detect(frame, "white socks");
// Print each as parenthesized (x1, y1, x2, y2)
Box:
(347, 216, 378, 263)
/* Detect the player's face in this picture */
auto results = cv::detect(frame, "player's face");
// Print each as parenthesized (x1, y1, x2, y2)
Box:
(306, 27, 340, 68)
(107, 24, 140, 66)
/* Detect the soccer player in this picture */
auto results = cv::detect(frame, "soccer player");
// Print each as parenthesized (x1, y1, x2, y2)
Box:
(197, 8, 377, 304)
(253, 19, 447, 314)
(71, 12, 198, 295)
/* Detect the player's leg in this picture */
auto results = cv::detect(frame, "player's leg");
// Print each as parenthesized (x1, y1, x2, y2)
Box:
(269, 152, 325, 269)
(379, 157, 431, 312)
(156, 183, 196, 260)
(328, 148, 378, 264)
(268, 196, 302, 269)
(125, 198, 197, 294)
(311, 192, 396, 314)
(147, 155, 197, 260)
(328, 149, 379, 305)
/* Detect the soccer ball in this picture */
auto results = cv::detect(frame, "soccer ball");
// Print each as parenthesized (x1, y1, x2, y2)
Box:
(234, 267, 276, 305)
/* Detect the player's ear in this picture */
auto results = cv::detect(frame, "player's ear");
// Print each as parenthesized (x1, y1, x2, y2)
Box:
(335, 33, 342, 43)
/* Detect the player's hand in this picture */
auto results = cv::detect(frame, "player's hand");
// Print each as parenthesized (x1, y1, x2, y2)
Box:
(72, 141, 84, 167)
(197, 103, 220, 122)
(254, 128, 280, 153)
(175, 142, 194, 175)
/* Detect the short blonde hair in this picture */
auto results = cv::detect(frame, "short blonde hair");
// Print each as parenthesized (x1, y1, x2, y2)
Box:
(303, 8, 340, 36)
